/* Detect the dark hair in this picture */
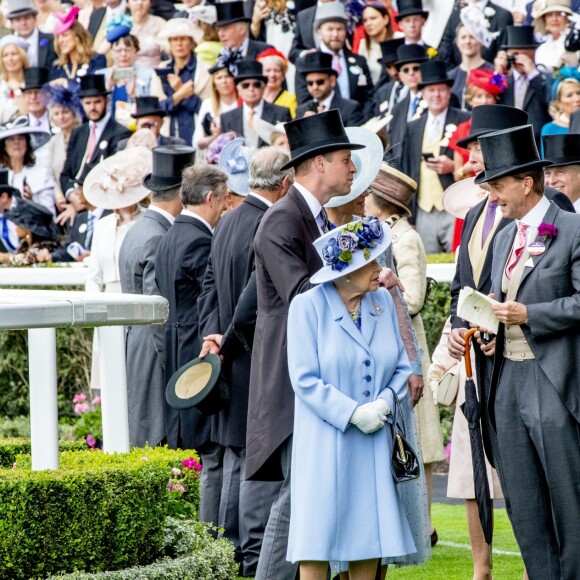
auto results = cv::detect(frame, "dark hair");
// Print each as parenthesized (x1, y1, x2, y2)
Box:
(511, 169, 544, 195)
(113, 34, 140, 52)
(0, 134, 36, 168)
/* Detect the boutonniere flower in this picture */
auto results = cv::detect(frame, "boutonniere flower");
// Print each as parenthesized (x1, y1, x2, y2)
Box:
(445, 123, 457, 134)
(483, 6, 496, 17)
(348, 56, 356, 64)
(411, 99, 428, 121)
(426, 47, 438, 59)
(40, 38, 48, 48)
(99, 140, 108, 151)
(538, 222, 557, 240)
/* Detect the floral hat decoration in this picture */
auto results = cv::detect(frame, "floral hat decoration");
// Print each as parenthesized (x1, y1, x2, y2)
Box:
(467, 68, 507, 97)
(311, 217, 392, 284)
(209, 47, 243, 76)
(460, 4, 499, 49)
(43, 80, 83, 118)
(106, 14, 133, 43)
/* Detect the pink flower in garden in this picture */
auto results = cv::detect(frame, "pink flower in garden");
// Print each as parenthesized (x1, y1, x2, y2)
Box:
(92, 396, 102, 405)
(182, 457, 202, 471)
(12, 463, 17, 469)
(86, 434, 97, 448)
(141, 456, 149, 461)
(73, 393, 87, 404)
(74, 402, 90, 415)
(444, 441, 452, 462)
(171, 467, 181, 476)
(169, 483, 186, 493)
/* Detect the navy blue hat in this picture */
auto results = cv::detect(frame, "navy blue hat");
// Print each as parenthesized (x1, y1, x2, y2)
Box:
(106, 14, 132, 43)
(4, 198, 58, 240)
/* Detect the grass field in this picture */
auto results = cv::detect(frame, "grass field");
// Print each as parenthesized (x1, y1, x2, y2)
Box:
(238, 503, 526, 580)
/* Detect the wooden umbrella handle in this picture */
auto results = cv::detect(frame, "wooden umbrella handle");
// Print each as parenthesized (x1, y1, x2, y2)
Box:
(464, 328, 478, 379)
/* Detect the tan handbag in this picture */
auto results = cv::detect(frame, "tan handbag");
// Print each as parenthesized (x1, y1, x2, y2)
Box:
(437, 364, 459, 407)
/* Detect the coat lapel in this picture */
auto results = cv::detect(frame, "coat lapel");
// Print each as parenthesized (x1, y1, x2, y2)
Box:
(288, 186, 320, 242)
(494, 223, 516, 298)
(361, 292, 377, 346)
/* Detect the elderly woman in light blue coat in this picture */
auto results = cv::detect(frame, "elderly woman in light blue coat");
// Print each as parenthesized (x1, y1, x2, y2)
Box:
(286, 217, 416, 580)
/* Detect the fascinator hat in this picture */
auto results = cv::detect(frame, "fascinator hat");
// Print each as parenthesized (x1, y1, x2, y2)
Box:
(106, 14, 133, 43)
(43, 80, 83, 117)
(53, 5, 80, 36)
(311, 217, 392, 284)
(84, 146, 153, 209)
(467, 68, 507, 97)
(460, 5, 499, 49)
(218, 138, 251, 196)
(0, 116, 51, 150)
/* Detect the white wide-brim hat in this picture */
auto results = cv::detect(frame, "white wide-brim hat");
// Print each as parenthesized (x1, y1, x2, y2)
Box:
(157, 17, 198, 42)
(218, 137, 251, 196)
(442, 176, 488, 220)
(325, 127, 384, 208)
(311, 218, 392, 284)
(84, 146, 153, 210)
(253, 117, 286, 146)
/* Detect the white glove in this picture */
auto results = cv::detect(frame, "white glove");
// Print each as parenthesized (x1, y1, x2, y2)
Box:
(350, 403, 387, 434)
(371, 398, 391, 417)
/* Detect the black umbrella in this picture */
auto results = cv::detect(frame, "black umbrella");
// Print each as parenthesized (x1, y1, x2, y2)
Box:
(461, 328, 493, 545)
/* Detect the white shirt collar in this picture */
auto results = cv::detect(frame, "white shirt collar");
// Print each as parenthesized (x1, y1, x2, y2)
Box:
(320, 90, 335, 111)
(319, 41, 344, 58)
(573, 197, 580, 213)
(19, 26, 39, 42)
(181, 208, 213, 233)
(293, 182, 322, 221)
(239, 35, 250, 56)
(149, 204, 176, 225)
(517, 195, 550, 228)
(243, 99, 264, 118)
(427, 109, 447, 125)
(90, 113, 111, 144)
(248, 191, 273, 208)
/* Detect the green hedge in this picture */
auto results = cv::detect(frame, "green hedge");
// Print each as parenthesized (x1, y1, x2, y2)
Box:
(0, 437, 86, 467)
(0, 447, 202, 579)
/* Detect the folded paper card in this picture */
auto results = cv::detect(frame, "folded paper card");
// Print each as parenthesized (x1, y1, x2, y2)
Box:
(457, 286, 500, 334)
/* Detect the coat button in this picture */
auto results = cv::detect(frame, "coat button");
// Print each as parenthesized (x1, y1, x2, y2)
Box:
(506, 338, 511, 343)
(363, 360, 370, 366)
(364, 375, 371, 382)
(363, 390, 370, 397)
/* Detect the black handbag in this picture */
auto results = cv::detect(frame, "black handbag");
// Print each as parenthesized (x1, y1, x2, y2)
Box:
(386, 387, 421, 483)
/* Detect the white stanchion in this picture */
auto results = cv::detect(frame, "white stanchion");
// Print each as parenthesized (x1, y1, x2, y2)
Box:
(97, 325, 130, 454)
(28, 328, 59, 470)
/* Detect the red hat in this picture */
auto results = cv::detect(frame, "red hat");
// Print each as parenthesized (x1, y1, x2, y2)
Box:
(256, 48, 288, 64)
(467, 69, 507, 96)
(53, 5, 80, 35)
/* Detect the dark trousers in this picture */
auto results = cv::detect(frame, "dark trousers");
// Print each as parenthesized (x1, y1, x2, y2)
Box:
(492, 359, 580, 580)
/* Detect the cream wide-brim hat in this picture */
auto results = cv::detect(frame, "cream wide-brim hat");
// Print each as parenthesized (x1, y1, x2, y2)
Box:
(532, 0, 572, 35)
(83, 146, 153, 210)
(442, 176, 488, 220)
(310, 219, 392, 284)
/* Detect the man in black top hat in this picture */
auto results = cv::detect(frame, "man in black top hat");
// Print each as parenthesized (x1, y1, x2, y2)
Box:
(116, 97, 186, 151)
(119, 146, 189, 450)
(215, 1, 272, 60)
(23, 68, 51, 134)
(494, 26, 550, 144)
(373, 38, 406, 116)
(0, 169, 20, 254)
(246, 110, 367, 580)
(475, 123, 580, 580)
(296, 52, 363, 126)
(220, 60, 291, 149)
(543, 133, 580, 212)
(6, 0, 56, 70)
(60, 74, 131, 198)
(399, 59, 470, 252)
(395, 0, 434, 51)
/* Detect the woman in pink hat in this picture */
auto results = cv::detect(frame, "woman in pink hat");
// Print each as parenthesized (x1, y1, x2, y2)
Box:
(49, 6, 106, 84)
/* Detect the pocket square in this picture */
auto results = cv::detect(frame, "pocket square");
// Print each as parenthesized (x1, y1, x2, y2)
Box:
(524, 257, 534, 268)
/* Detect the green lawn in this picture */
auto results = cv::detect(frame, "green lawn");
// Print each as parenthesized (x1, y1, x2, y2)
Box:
(238, 503, 526, 579)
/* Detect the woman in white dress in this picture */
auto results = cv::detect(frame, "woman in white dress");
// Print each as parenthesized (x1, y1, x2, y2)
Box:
(0, 36, 29, 124)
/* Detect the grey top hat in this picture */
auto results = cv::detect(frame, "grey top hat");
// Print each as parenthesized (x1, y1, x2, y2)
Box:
(6, 0, 38, 19)
(314, 1, 347, 29)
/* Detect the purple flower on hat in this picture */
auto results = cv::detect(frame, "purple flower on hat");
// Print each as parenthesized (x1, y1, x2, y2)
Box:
(538, 222, 557, 240)
(337, 232, 357, 252)
(366, 217, 383, 239)
(490, 73, 507, 90)
(322, 237, 340, 266)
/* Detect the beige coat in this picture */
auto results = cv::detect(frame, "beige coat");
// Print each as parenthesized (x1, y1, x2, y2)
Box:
(390, 215, 445, 464)
(428, 318, 503, 499)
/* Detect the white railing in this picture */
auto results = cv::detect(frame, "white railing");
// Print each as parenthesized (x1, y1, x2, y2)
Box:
(0, 289, 168, 471)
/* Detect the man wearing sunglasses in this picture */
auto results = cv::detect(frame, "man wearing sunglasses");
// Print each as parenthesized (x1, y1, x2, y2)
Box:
(220, 60, 292, 149)
(295, 52, 363, 127)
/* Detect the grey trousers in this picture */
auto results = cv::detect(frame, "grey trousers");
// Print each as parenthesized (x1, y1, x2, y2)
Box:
(255, 436, 298, 580)
(493, 359, 580, 580)
(415, 206, 455, 254)
(198, 441, 225, 529)
(218, 446, 282, 577)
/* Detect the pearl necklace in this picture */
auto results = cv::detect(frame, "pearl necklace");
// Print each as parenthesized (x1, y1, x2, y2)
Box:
(339, 295, 362, 321)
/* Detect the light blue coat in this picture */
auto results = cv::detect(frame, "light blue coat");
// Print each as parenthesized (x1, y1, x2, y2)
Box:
(286, 282, 416, 564)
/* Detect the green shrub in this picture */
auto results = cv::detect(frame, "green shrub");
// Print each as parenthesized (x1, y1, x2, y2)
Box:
(0, 437, 86, 467)
(426, 252, 456, 264)
(0, 447, 202, 579)
(422, 282, 452, 356)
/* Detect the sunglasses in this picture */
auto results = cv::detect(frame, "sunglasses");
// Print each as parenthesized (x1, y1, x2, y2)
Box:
(307, 79, 327, 87)
(239, 81, 263, 89)
(400, 65, 420, 74)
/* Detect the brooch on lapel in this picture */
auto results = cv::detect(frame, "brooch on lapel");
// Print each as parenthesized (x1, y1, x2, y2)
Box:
(373, 303, 384, 317)
(79, 223, 87, 234)
(527, 242, 545, 256)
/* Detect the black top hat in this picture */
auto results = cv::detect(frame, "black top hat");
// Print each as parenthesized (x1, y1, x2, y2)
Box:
(475, 125, 552, 184)
(395, 43, 428, 69)
(395, 0, 428, 22)
(234, 59, 267, 84)
(378, 38, 405, 64)
(456, 104, 529, 149)
(281, 109, 365, 170)
(299, 52, 337, 77)
(23, 67, 49, 91)
(78, 74, 109, 98)
(143, 145, 195, 191)
(501, 26, 539, 50)
(215, 1, 250, 27)
(4, 198, 58, 241)
(131, 96, 166, 119)
(542, 134, 580, 168)
(0, 168, 19, 196)
(418, 60, 452, 89)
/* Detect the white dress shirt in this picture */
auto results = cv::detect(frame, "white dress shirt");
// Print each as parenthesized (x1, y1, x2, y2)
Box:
(574, 198, 580, 214)
(515, 195, 551, 246)
(319, 90, 335, 112)
(18, 27, 39, 67)
(320, 42, 350, 99)
(181, 208, 213, 233)
(426, 109, 447, 140)
(148, 204, 176, 225)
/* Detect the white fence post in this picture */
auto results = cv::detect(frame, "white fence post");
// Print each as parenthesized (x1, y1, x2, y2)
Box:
(28, 328, 59, 470)
(97, 325, 130, 453)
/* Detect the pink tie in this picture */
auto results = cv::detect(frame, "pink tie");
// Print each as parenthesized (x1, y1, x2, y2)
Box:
(332, 53, 343, 76)
(505, 223, 529, 279)
(85, 123, 97, 161)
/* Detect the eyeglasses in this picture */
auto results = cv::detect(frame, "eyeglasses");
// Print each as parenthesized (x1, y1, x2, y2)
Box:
(400, 65, 420, 74)
(139, 121, 158, 129)
(239, 81, 263, 89)
(307, 79, 327, 87)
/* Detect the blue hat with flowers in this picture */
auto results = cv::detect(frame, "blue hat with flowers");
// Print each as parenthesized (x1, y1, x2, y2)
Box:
(218, 137, 251, 196)
(106, 14, 133, 43)
(311, 217, 392, 284)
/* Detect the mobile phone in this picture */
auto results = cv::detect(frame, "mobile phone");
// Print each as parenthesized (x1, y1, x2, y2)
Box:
(112, 67, 133, 81)
(422, 152, 434, 162)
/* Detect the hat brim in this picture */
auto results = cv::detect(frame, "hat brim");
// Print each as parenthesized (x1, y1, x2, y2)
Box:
(215, 17, 251, 27)
(0, 127, 51, 150)
(500, 42, 539, 50)
(474, 160, 552, 184)
(542, 158, 580, 168)
(442, 176, 488, 219)
(394, 56, 428, 70)
(0, 185, 20, 196)
(218, 137, 250, 196)
(7, 8, 38, 18)
(325, 127, 384, 208)
(142, 173, 182, 192)
(395, 10, 429, 22)
(300, 67, 338, 77)
(132, 109, 166, 119)
(418, 78, 454, 90)
(79, 90, 110, 98)
(455, 128, 493, 149)
(310, 224, 393, 284)
(166, 354, 221, 410)
(234, 75, 268, 85)
(281, 140, 365, 171)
